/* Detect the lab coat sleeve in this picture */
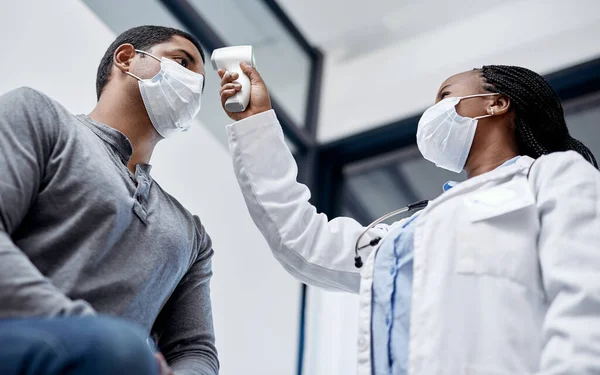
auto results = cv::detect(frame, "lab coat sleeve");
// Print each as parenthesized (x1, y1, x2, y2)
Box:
(226, 110, 388, 293)
(532, 151, 600, 374)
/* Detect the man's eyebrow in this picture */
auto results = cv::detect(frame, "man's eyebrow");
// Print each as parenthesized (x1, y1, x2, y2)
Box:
(176, 48, 196, 65)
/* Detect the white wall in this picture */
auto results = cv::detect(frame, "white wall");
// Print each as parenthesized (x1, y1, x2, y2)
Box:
(302, 288, 359, 375)
(0, 1, 113, 113)
(318, 0, 600, 142)
(0, 2, 300, 374)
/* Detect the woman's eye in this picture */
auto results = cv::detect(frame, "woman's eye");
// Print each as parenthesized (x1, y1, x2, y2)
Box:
(440, 92, 450, 99)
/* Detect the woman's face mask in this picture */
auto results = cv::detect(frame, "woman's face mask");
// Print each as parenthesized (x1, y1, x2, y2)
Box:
(416, 93, 498, 173)
(126, 50, 204, 139)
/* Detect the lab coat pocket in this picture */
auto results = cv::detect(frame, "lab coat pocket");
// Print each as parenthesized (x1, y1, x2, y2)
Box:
(463, 363, 528, 375)
(456, 178, 543, 294)
(463, 182, 534, 223)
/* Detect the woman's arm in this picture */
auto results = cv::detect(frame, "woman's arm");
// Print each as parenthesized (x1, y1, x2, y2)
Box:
(226, 109, 389, 293)
(532, 151, 600, 373)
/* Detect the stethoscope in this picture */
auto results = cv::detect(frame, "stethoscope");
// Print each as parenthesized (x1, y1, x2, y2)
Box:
(353, 200, 429, 268)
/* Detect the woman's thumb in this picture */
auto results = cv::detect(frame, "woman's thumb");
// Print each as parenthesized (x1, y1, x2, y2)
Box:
(240, 62, 262, 83)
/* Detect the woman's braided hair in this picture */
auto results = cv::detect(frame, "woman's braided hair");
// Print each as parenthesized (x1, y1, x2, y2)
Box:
(477, 65, 598, 168)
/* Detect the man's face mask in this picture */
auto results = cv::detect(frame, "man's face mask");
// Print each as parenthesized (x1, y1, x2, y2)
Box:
(416, 93, 499, 173)
(126, 50, 204, 138)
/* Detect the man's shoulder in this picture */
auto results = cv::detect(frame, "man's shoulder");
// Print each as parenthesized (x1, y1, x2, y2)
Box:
(151, 179, 199, 225)
(152, 180, 213, 252)
(2, 87, 52, 106)
(1, 87, 71, 121)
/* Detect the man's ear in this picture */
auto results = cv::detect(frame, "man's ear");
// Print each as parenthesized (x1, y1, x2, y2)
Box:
(488, 94, 511, 116)
(113, 44, 136, 73)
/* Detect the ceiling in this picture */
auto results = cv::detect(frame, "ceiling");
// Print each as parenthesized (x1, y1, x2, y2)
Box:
(276, 0, 520, 61)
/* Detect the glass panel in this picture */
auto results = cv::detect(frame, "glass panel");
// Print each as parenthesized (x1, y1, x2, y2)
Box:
(344, 169, 412, 225)
(82, 0, 299, 150)
(565, 92, 600, 160)
(341, 147, 466, 224)
(397, 156, 467, 202)
(188, 0, 311, 126)
(284, 137, 298, 154)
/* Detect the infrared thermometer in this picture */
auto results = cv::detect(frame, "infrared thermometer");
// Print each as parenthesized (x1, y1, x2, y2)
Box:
(211, 45, 255, 112)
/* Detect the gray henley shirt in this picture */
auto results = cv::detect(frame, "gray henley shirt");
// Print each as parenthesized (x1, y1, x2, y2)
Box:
(0, 87, 218, 374)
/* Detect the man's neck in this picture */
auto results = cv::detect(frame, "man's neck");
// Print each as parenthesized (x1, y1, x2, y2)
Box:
(89, 93, 160, 173)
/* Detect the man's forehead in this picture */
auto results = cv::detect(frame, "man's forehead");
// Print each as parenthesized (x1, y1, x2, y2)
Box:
(151, 35, 204, 74)
(152, 36, 201, 59)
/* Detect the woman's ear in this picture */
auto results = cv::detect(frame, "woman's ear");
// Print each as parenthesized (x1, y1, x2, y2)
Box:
(113, 44, 136, 74)
(489, 94, 511, 116)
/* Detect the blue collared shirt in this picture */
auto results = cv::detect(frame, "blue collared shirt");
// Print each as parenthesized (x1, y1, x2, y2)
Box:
(371, 156, 520, 375)
(371, 216, 418, 375)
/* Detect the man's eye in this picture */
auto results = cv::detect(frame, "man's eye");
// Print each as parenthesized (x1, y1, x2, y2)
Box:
(175, 58, 188, 68)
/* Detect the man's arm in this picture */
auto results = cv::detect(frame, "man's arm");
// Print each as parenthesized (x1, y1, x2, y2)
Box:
(0, 87, 94, 317)
(151, 216, 219, 375)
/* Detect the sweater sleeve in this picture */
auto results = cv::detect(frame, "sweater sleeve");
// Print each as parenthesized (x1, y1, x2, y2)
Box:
(0, 87, 95, 317)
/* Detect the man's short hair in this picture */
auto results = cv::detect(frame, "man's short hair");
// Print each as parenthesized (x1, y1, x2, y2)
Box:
(96, 25, 204, 100)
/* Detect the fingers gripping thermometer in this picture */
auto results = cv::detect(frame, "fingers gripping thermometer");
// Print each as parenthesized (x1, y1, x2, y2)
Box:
(211, 45, 255, 112)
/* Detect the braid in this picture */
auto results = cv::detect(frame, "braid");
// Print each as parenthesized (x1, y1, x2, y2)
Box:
(477, 65, 598, 168)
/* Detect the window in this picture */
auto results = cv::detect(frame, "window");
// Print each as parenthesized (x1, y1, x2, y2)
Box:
(565, 92, 600, 159)
(341, 147, 466, 225)
(187, 0, 312, 126)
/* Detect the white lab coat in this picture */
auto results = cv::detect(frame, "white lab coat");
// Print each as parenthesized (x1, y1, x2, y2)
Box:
(226, 110, 600, 375)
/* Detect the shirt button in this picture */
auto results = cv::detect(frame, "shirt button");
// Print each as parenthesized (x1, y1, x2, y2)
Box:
(385, 316, 391, 326)
(390, 266, 395, 275)
(358, 337, 368, 350)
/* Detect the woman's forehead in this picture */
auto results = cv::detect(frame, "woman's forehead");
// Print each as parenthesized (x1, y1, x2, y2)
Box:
(439, 70, 480, 90)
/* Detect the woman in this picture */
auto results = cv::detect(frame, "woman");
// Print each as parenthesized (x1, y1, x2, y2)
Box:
(219, 64, 600, 374)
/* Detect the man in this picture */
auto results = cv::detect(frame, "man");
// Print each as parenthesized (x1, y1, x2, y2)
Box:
(0, 26, 218, 375)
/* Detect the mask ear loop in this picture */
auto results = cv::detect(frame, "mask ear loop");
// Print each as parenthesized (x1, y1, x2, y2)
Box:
(125, 71, 143, 81)
(125, 50, 162, 81)
(135, 49, 162, 62)
(474, 109, 494, 120)
(459, 93, 499, 120)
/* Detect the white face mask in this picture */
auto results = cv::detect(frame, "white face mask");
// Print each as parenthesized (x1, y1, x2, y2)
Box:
(416, 93, 498, 173)
(126, 50, 204, 138)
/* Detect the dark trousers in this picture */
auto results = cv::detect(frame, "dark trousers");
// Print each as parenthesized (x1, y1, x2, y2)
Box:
(0, 316, 157, 375)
